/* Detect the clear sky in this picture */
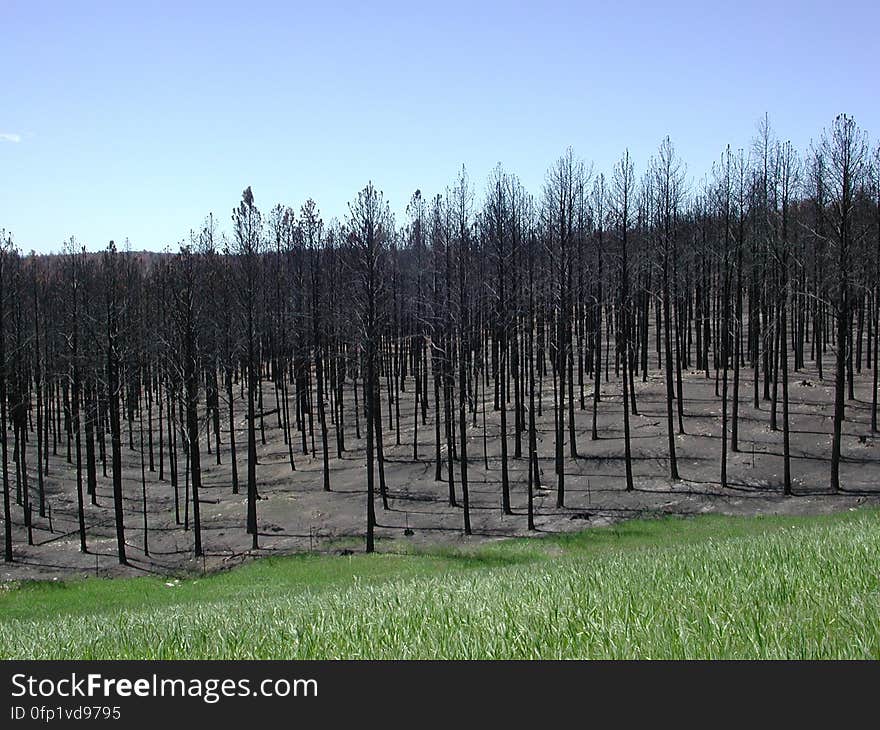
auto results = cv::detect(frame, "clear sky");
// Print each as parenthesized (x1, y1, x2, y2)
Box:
(1, 0, 876, 253)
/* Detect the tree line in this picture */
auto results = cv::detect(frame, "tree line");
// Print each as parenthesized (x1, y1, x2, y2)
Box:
(1, 113, 878, 563)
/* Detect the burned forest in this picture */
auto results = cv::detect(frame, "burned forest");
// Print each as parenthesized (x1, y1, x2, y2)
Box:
(2, 113, 880, 577)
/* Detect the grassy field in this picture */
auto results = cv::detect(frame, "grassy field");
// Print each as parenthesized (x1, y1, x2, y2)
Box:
(2, 509, 879, 659)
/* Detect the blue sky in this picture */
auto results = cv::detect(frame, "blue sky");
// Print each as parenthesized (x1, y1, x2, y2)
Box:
(1, 0, 876, 253)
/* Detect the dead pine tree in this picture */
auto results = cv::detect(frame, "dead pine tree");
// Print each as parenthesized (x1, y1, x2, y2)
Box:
(0, 233, 13, 562)
(173, 244, 204, 557)
(430, 195, 446, 487)
(543, 150, 584, 507)
(347, 181, 391, 553)
(526, 225, 540, 527)
(715, 147, 734, 490)
(231, 186, 264, 549)
(406, 190, 428, 461)
(821, 115, 869, 493)
(453, 166, 473, 535)
(64, 242, 88, 553)
(486, 165, 513, 514)
(102, 242, 127, 564)
(776, 140, 800, 495)
(441, 195, 457, 510)
(302, 199, 331, 493)
(731, 148, 749, 453)
(871, 144, 880, 433)
(30, 261, 47, 517)
(220, 254, 241, 494)
(651, 137, 685, 481)
(592, 173, 606, 442)
(612, 150, 636, 491)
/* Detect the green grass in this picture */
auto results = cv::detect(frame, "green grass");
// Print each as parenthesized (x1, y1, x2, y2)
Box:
(2, 509, 879, 659)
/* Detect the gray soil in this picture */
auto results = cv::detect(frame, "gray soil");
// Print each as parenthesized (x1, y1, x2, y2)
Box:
(2, 353, 879, 581)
